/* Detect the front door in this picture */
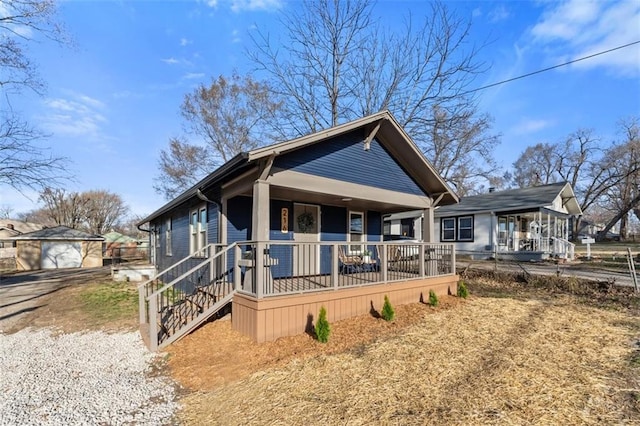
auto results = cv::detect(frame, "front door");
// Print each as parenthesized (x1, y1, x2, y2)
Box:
(293, 203, 320, 275)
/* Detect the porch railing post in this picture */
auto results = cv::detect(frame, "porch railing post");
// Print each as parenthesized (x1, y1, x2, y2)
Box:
(255, 241, 264, 298)
(234, 244, 242, 292)
(138, 285, 147, 325)
(419, 243, 425, 277)
(380, 243, 387, 282)
(332, 243, 339, 289)
(149, 296, 158, 352)
(209, 245, 215, 284)
(451, 244, 456, 274)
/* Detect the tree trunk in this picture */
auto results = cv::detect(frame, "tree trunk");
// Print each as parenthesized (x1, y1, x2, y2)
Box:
(596, 192, 640, 241)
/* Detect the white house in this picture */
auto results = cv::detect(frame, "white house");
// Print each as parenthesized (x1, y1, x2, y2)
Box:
(433, 182, 582, 261)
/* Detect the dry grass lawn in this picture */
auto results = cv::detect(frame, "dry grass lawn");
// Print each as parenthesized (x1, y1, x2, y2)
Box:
(172, 274, 640, 425)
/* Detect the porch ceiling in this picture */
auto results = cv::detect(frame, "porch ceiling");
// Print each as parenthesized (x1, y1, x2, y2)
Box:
(269, 185, 421, 214)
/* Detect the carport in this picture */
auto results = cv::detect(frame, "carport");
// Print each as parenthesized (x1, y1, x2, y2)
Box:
(11, 226, 104, 271)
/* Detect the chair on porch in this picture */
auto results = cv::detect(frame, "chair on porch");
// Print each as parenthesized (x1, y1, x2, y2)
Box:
(338, 245, 362, 274)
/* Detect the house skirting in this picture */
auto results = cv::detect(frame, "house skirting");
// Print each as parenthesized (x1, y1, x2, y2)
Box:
(232, 275, 459, 342)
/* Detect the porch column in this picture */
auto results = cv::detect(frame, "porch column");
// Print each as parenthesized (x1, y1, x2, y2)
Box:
(422, 208, 435, 242)
(252, 180, 270, 298)
(252, 180, 270, 241)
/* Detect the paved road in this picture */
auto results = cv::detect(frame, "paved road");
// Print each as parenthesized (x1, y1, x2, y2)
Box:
(0, 266, 112, 333)
(458, 260, 637, 288)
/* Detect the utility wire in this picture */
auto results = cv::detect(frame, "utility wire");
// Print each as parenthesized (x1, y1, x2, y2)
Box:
(464, 40, 640, 95)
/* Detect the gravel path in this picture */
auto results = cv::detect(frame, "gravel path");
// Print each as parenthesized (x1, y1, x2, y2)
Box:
(0, 328, 179, 425)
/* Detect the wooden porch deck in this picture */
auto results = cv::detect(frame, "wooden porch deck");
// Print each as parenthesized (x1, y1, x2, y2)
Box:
(270, 269, 423, 294)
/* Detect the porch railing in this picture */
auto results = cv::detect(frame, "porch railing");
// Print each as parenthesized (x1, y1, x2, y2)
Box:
(138, 243, 235, 350)
(553, 237, 575, 260)
(235, 241, 455, 298)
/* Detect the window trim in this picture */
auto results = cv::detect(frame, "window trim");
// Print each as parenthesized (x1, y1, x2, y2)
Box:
(457, 216, 474, 241)
(347, 210, 365, 254)
(190, 204, 207, 255)
(165, 217, 173, 256)
(440, 215, 474, 242)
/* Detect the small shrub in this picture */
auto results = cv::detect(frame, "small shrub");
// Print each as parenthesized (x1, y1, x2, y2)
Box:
(457, 280, 469, 298)
(428, 290, 439, 307)
(381, 295, 395, 321)
(315, 306, 330, 343)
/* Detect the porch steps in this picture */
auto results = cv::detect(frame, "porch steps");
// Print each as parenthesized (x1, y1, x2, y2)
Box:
(154, 290, 235, 350)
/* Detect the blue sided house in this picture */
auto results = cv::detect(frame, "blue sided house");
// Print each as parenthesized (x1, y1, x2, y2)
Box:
(137, 110, 460, 350)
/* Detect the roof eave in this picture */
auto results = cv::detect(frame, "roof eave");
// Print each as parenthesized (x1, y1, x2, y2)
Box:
(137, 153, 250, 226)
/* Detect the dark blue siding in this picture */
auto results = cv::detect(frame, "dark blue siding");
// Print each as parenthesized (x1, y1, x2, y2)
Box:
(319, 205, 347, 275)
(367, 210, 382, 260)
(274, 131, 424, 196)
(208, 202, 219, 244)
(226, 196, 253, 273)
(227, 196, 252, 243)
(153, 201, 219, 272)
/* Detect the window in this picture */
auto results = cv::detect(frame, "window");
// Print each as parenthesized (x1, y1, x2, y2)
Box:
(348, 211, 364, 254)
(458, 217, 473, 241)
(441, 216, 473, 242)
(190, 205, 207, 255)
(441, 218, 456, 241)
(165, 218, 172, 256)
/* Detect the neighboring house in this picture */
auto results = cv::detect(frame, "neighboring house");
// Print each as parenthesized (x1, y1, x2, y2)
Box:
(11, 226, 104, 271)
(383, 210, 424, 240)
(102, 231, 146, 260)
(0, 219, 45, 270)
(0, 219, 44, 248)
(138, 110, 460, 350)
(433, 182, 582, 261)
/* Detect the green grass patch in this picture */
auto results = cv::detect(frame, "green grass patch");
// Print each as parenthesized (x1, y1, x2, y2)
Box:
(79, 282, 139, 322)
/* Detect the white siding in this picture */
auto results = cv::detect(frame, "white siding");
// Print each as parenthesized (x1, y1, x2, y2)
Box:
(434, 213, 494, 257)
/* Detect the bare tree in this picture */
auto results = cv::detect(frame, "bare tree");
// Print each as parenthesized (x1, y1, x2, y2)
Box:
(35, 188, 129, 234)
(511, 142, 559, 188)
(0, 0, 70, 192)
(154, 137, 212, 200)
(597, 117, 640, 240)
(0, 204, 13, 219)
(83, 190, 129, 234)
(154, 73, 281, 200)
(249, 0, 498, 192)
(38, 188, 88, 229)
(428, 106, 499, 195)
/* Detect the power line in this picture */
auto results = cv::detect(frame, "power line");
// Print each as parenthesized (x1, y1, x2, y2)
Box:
(464, 40, 640, 95)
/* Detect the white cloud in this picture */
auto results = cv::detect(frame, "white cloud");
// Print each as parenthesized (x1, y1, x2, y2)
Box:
(182, 72, 205, 80)
(161, 57, 180, 65)
(180, 37, 192, 47)
(231, 29, 241, 43)
(511, 118, 555, 135)
(530, 0, 640, 76)
(204, 0, 282, 12)
(40, 92, 109, 141)
(488, 5, 510, 23)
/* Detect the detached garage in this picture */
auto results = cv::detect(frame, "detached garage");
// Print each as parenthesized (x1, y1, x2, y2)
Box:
(12, 226, 104, 271)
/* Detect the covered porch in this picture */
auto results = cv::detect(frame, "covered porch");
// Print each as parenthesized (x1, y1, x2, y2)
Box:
(495, 208, 575, 261)
(139, 240, 457, 348)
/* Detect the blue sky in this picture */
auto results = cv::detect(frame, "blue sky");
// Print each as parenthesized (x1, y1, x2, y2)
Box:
(2, 0, 639, 219)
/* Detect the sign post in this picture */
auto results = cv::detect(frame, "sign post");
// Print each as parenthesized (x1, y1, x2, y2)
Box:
(581, 238, 595, 259)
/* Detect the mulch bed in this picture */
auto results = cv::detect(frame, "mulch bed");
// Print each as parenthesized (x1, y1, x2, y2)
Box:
(166, 273, 640, 425)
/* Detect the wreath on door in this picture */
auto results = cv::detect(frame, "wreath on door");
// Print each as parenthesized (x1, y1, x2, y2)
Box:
(297, 211, 315, 233)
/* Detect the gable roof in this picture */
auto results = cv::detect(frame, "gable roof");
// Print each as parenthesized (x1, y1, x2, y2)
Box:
(139, 110, 458, 225)
(0, 219, 44, 236)
(434, 182, 582, 217)
(11, 225, 104, 241)
(102, 231, 138, 244)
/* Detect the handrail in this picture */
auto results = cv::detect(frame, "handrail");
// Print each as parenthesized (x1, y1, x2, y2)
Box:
(136, 243, 218, 290)
(148, 242, 237, 299)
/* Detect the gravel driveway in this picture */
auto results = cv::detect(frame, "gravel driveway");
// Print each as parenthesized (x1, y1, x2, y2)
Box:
(0, 328, 178, 425)
(0, 268, 180, 425)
